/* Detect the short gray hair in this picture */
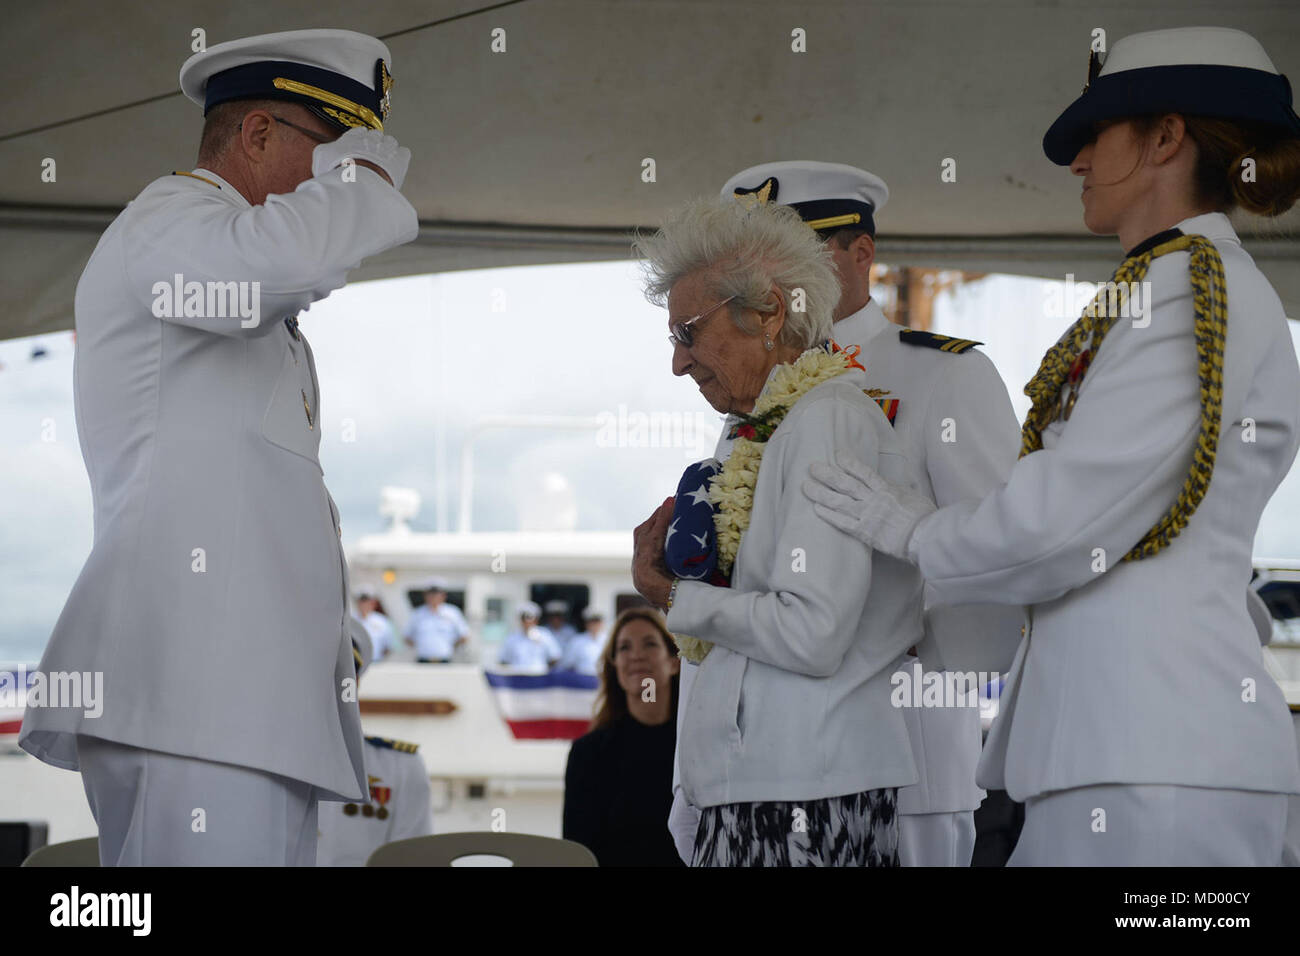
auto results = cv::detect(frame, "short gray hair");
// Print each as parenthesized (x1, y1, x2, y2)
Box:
(633, 197, 839, 350)
(197, 98, 311, 167)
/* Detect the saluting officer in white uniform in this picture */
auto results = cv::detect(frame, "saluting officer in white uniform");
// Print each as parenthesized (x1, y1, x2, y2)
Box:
(806, 27, 1300, 865)
(19, 29, 419, 866)
(318, 638, 434, 866)
(666, 162, 1025, 866)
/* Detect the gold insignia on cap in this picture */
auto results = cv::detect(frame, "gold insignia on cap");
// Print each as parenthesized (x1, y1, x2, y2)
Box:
(322, 107, 368, 130)
(734, 176, 779, 206)
(377, 59, 393, 121)
(272, 77, 383, 130)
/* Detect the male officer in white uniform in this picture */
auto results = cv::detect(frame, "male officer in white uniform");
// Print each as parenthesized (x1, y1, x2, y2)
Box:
(318, 638, 434, 866)
(19, 29, 419, 866)
(544, 600, 579, 653)
(404, 578, 470, 663)
(557, 607, 607, 674)
(667, 162, 1025, 866)
(499, 602, 562, 671)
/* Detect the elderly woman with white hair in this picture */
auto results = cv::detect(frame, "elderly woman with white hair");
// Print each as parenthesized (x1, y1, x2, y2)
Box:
(630, 197, 924, 866)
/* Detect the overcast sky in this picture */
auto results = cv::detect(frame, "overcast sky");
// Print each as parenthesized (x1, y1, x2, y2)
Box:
(4, 260, 1299, 662)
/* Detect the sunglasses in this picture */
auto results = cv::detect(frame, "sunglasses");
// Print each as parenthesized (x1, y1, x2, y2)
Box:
(668, 295, 737, 348)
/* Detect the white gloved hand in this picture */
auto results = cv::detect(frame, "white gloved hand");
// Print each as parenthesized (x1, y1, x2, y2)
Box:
(667, 788, 701, 866)
(312, 127, 411, 190)
(802, 453, 937, 562)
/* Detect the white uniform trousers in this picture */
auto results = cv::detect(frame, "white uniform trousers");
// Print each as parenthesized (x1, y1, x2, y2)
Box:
(899, 811, 976, 867)
(77, 735, 319, 866)
(1286, 794, 1300, 866)
(1009, 784, 1287, 866)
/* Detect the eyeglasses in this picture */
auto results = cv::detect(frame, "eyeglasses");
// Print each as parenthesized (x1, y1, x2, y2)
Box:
(273, 115, 338, 145)
(236, 115, 341, 145)
(668, 295, 737, 348)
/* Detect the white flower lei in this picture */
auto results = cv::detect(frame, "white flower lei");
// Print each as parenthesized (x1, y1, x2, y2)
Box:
(674, 346, 856, 664)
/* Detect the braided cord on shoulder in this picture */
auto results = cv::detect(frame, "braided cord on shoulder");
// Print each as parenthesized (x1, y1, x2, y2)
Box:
(1019, 235, 1227, 562)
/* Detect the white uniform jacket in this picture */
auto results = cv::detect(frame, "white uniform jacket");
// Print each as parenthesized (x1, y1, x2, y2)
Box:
(909, 212, 1300, 801)
(20, 166, 420, 801)
(317, 736, 435, 866)
(834, 300, 1024, 815)
(666, 367, 923, 808)
(404, 603, 470, 660)
(835, 300, 1027, 675)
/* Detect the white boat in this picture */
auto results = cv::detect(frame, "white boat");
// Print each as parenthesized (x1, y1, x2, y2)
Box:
(340, 486, 642, 839)
(0, 485, 638, 848)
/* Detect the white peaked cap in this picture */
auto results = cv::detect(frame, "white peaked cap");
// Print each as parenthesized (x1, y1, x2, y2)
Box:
(720, 160, 889, 234)
(179, 28, 394, 131)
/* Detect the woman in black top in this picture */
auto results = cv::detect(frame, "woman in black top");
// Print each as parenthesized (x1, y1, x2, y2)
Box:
(562, 607, 683, 866)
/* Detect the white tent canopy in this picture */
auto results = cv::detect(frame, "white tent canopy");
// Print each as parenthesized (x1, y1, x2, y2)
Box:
(3, 0, 1298, 341)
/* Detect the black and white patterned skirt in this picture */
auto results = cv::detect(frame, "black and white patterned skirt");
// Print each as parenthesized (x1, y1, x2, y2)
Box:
(691, 788, 899, 867)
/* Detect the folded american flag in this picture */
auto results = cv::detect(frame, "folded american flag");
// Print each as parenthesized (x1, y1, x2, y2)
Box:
(665, 459, 730, 587)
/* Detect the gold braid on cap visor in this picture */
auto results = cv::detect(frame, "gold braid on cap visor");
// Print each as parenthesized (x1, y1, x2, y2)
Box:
(1020, 234, 1228, 562)
(805, 212, 862, 231)
(272, 77, 383, 130)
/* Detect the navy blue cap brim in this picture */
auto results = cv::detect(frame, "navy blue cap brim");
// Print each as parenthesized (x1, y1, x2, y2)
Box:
(203, 59, 384, 130)
(1043, 64, 1300, 165)
(789, 198, 877, 236)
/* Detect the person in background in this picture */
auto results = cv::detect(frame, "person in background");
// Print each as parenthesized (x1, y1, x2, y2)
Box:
(562, 608, 684, 866)
(403, 579, 469, 664)
(544, 599, 578, 652)
(354, 592, 395, 661)
(498, 602, 561, 671)
(318, 636, 433, 866)
(558, 607, 608, 675)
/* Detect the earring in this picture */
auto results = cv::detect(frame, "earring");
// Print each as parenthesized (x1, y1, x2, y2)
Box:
(764, 336, 774, 351)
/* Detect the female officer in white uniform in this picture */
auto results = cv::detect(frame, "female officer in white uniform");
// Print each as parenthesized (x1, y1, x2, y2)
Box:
(805, 26, 1300, 865)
